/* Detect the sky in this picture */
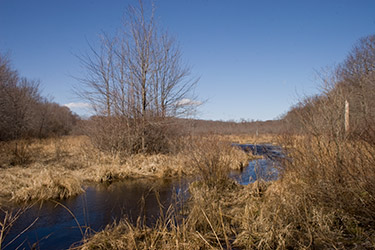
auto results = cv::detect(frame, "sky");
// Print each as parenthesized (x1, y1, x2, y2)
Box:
(1, 0, 374, 121)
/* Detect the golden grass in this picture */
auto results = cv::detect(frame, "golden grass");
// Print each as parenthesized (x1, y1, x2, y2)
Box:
(76, 177, 268, 249)
(77, 134, 375, 249)
(233, 135, 375, 249)
(76, 136, 260, 249)
(215, 134, 279, 145)
(0, 166, 83, 203)
(77, 218, 208, 249)
(0, 135, 255, 205)
(186, 137, 252, 186)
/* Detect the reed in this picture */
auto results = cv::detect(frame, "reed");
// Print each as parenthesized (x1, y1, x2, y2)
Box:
(77, 134, 375, 249)
(0, 135, 255, 205)
(234, 135, 375, 249)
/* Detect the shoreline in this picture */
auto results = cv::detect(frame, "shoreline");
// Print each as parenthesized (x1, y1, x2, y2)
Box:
(0, 135, 255, 206)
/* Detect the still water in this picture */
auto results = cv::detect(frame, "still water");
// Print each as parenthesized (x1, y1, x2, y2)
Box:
(2, 144, 280, 249)
(3, 179, 189, 249)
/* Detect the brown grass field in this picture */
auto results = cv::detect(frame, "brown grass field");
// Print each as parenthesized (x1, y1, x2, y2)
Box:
(76, 134, 375, 249)
(2, 133, 374, 249)
(0, 135, 254, 205)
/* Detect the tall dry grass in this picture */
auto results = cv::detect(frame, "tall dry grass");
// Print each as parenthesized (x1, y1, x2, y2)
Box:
(76, 138, 255, 249)
(186, 137, 251, 186)
(216, 134, 278, 145)
(0, 205, 37, 250)
(0, 135, 254, 205)
(76, 205, 210, 250)
(77, 134, 375, 249)
(234, 135, 375, 249)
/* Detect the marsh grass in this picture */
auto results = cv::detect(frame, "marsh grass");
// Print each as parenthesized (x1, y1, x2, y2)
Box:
(77, 134, 375, 249)
(186, 137, 252, 186)
(75, 186, 233, 250)
(217, 134, 278, 145)
(76, 207, 208, 250)
(233, 135, 375, 249)
(76, 138, 257, 250)
(76, 176, 269, 250)
(0, 135, 254, 205)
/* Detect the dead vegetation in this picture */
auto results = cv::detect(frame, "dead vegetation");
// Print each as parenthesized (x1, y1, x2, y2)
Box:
(77, 134, 375, 249)
(0, 135, 253, 205)
(230, 135, 375, 249)
(75, 170, 270, 250)
(0, 205, 37, 250)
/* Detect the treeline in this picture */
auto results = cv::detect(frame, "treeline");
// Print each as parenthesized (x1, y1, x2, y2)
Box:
(178, 119, 283, 135)
(283, 34, 375, 142)
(0, 54, 78, 141)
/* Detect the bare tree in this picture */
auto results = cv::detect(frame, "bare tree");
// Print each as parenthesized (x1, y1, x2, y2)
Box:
(75, 34, 116, 117)
(283, 34, 375, 143)
(77, 0, 199, 153)
(338, 35, 375, 142)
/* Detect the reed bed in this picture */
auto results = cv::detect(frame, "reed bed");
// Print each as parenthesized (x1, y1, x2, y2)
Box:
(77, 134, 375, 249)
(234, 135, 375, 249)
(75, 138, 259, 250)
(0, 135, 253, 205)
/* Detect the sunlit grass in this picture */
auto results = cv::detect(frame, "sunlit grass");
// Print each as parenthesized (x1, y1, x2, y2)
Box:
(0, 135, 254, 205)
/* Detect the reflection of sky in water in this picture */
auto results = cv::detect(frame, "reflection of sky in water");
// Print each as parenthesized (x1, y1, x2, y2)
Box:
(3, 179, 189, 250)
(3, 144, 281, 249)
(230, 143, 282, 185)
(229, 159, 279, 185)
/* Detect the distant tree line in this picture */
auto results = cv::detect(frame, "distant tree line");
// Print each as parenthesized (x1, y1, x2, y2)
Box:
(179, 119, 284, 135)
(283, 34, 375, 143)
(0, 54, 78, 141)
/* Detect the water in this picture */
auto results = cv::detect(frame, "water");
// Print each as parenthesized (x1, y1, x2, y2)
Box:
(230, 159, 278, 185)
(1, 144, 281, 249)
(2, 179, 189, 250)
(230, 143, 282, 185)
(232, 143, 284, 160)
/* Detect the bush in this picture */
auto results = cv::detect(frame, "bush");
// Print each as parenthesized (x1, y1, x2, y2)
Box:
(186, 137, 250, 186)
(85, 116, 182, 156)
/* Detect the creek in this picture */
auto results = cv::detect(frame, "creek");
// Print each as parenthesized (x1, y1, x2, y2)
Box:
(2, 144, 281, 250)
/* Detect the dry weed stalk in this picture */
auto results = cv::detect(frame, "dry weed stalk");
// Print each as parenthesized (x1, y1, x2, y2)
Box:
(0, 205, 37, 250)
(186, 137, 251, 186)
(233, 135, 375, 249)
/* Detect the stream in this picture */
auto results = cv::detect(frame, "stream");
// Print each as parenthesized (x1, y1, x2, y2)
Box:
(2, 144, 282, 250)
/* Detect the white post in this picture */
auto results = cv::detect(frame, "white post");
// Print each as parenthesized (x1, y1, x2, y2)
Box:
(345, 100, 350, 133)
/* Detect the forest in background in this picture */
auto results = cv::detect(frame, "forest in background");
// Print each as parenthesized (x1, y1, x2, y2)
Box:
(0, 55, 78, 141)
(1, 0, 375, 247)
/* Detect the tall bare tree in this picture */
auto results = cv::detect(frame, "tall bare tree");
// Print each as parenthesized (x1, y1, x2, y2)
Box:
(77, 0, 199, 153)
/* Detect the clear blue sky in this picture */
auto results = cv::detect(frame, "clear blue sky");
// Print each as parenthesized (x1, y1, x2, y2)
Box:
(1, 0, 374, 121)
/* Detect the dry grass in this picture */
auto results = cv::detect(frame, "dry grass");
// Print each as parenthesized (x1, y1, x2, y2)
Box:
(0, 204, 38, 249)
(216, 134, 278, 145)
(186, 137, 252, 186)
(77, 134, 375, 249)
(76, 176, 268, 250)
(76, 207, 209, 250)
(0, 166, 83, 203)
(0, 135, 255, 205)
(76, 138, 258, 250)
(233, 135, 375, 249)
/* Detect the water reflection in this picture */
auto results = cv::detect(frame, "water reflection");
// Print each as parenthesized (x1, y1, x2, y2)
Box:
(230, 159, 278, 185)
(3, 143, 281, 249)
(3, 178, 189, 250)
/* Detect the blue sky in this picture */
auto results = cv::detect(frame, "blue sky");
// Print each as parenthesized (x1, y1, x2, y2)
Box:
(1, 0, 374, 121)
